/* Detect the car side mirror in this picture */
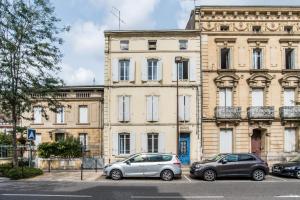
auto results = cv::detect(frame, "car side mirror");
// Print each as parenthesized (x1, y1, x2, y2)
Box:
(125, 160, 131, 165)
(221, 159, 227, 164)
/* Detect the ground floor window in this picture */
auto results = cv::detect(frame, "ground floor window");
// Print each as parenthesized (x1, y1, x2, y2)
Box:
(284, 128, 297, 152)
(55, 133, 65, 142)
(148, 133, 158, 153)
(119, 133, 130, 154)
(219, 129, 233, 153)
(79, 133, 89, 151)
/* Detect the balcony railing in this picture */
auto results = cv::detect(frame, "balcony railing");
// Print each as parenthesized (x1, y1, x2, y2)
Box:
(215, 106, 242, 120)
(247, 106, 274, 120)
(279, 106, 300, 120)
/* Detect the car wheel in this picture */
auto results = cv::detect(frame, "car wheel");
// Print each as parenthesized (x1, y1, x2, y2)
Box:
(203, 169, 216, 181)
(295, 170, 300, 179)
(161, 169, 174, 181)
(252, 169, 265, 181)
(110, 169, 122, 180)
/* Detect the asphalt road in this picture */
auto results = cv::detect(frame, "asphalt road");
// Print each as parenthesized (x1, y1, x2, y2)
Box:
(0, 175, 300, 200)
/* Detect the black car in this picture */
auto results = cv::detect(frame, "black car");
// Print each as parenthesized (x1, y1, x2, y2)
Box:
(190, 153, 269, 181)
(272, 156, 300, 179)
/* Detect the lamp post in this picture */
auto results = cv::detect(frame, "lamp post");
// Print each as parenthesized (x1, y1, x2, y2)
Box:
(175, 56, 183, 155)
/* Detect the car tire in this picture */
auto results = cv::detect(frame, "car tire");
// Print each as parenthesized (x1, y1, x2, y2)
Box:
(160, 169, 174, 181)
(252, 169, 265, 181)
(110, 169, 123, 180)
(203, 169, 216, 181)
(295, 170, 300, 179)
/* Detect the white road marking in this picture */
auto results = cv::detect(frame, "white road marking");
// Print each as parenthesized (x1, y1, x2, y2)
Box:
(131, 196, 224, 199)
(1, 194, 92, 198)
(275, 195, 300, 198)
(184, 175, 192, 183)
(269, 175, 288, 181)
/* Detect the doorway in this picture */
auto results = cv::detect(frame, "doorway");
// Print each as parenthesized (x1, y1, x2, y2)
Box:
(178, 133, 190, 165)
(251, 129, 262, 157)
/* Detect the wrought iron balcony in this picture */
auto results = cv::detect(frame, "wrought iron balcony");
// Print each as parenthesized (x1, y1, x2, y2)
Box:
(280, 106, 300, 120)
(215, 106, 242, 120)
(247, 106, 274, 120)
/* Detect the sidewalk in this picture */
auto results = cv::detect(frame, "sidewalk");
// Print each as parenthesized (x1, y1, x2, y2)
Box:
(28, 170, 103, 182)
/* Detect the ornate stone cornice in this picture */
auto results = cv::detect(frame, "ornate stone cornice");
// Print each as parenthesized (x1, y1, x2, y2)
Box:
(247, 73, 273, 88)
(279, 73, 300, 88)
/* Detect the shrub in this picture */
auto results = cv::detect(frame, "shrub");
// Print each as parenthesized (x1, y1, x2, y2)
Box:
(0, 163, 12, 176)
(0, 133, 12, 145)
(6, 167, 43, 180)
(37, 142, 59, 158)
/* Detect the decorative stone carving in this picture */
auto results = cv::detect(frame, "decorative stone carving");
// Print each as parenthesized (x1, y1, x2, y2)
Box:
(214, 73, 240, 88)
(279, 73, 300, 88)
(247, 73, 273, 88)
(266, 22, 279, 31)
(201, 22, 215, 31)
(234, 22, 248, 31)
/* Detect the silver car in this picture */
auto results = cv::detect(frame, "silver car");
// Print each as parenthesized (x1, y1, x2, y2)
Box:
(103, 153, 182, 181)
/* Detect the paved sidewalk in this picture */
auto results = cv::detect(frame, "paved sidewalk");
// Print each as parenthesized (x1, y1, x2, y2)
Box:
(28, 170, 103, 182)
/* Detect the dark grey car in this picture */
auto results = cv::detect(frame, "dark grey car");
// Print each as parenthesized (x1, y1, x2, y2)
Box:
(190, 153, 269, 181)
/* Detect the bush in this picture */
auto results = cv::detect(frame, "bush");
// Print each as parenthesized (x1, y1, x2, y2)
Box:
(0, 163, 12, 176)
(5, 167, 43, 180)
(0, 133, 12, 145)
(37, 142, 59, 158)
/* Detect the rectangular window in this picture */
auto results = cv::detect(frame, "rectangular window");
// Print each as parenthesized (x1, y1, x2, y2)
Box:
(284, 89, 295, 106)
(147, 59, 158, 80)
(33, 107, 42, 124)
(179, 40, 188, 50)
(252, 89, 264, 106)
(284, 128, 296, 152)
(118, 96, 130, 122)
(148, 40, 157, 50)
(79, 106, 88, 123)
(220, 129, 233, 153)
(119, 60, 130, 80)
(253, 48, 262, 69)
(147, 133, 158, 153)
(119, 133, 130, 154)
(219, 88, 232, 107)
(79, 133, 89, 151)
(220, 25, 229, 31)
(221, 48, 230, 69)
(55, 133, 64, 142)
(285, 48, 295, 69)
(146, 96, 159, 122)
(178, 60, 189, 80)
(284, 26, 293, 33)
(179, 96, 190, 122)
(56, 107, 65, 124)
(120, 40, 129, 50)
(35, 134, 42, 147)
(253, 26, 261, 33)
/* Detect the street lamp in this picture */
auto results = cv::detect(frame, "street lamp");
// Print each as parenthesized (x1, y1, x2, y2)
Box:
(175, 56, 183, 156)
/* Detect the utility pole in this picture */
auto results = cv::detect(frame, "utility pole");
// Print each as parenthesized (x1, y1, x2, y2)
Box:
(111, 7, 125, 30)
(175, 57, 183, 155)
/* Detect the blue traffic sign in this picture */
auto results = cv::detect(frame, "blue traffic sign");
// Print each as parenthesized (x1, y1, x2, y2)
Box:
(27, 129, 36, 140)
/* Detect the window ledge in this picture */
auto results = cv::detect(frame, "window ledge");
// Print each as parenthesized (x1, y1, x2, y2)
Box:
(76, 123, 90, 125)
(217, 69, 236, 73)
(282, 69, 300, 74)
(53, 123, 67, 125)
(30, 123, 44, 125)
(250, 69, 269, 74)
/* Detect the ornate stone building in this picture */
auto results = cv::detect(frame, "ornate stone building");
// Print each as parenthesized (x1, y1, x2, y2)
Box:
(186, 6, 300, 164)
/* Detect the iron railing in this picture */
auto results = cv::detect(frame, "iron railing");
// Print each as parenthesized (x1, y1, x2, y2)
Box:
(247, 106, 274, 119)
(279, 106, 300, 120)
(215, 106, 242, 119)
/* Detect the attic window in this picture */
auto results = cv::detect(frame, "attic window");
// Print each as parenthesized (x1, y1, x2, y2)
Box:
(120, 40, 129, 50)
(252, 26, 261, 33)
(148, 40, 157, 50)
(220, 25, 229, 31)
(179, 40, 188, 50)
(284, 26, 293, 33)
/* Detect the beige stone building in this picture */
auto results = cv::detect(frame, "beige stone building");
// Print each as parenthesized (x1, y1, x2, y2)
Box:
(104, 30, 201, 164)
(186, 6, 300, 164)
(22, 85, 104, 157)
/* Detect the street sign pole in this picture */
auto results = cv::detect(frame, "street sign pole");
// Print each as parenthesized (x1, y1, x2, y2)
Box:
(27, 129, 36, 168)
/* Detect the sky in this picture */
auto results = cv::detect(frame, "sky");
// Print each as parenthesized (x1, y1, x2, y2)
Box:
(50, 0, 300, 86)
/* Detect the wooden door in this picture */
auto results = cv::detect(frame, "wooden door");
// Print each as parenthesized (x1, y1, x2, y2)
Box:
(251, 130, 262, 157)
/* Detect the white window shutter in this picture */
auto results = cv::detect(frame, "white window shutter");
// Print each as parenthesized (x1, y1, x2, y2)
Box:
(157, 60, 162, 81)
(146, 96, 153, 121)
(158, 133, 165, 153)
(252, 89, 264, 106)
(112, 58, 119, 82)
(219, 89, 225, 107)
(226, 88, 232, 107)
(85, 134, 89, 150)
(153, 96, 159, 121)
(172, 61, 177, 82)
(118, 96, 124, 121)
(284, 89, 295, 106)
(184, 96, 190, 121)
(291, 50, 295, 69)
(141, 133, 148, 153)
(189, 58, 196, 82)
(142, 58, 148, 81)
(129, 59, 135, 82)
(130, 132, 136, 154)
(62, 108, 65, 123)
(260, 50, 264, 68)
(285, 129, 296, 152)
(220, 129, 232, 153)
(112, 133, 119, 155)
(34, 107, 42, 124)
(124, 96, 130, 121)
(79, 107, 88, 123)
(179, 96, 184, 121)
(35, 134, 42, 147)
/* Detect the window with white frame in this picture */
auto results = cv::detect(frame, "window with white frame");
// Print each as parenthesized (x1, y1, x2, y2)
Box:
(284, 89, 295, 106)
(33, 107, 42, 124)
(252, 88, 264, 106)
(120, 40, 129, 50)
(284, 128, 296, 152)
(56, 107, 65, 124)
(219, 129, 233, 153)
(79, 105, 88, 123)
(79, 133, 89, 151)
(220, 48, 230, 69)
(179, 95, 190, 122)
(285, 48, 295, 69)
(119, 60, 130, 80)
(148, 40, 157, 50)
(147, 133, 158, 153)
(178, 60, 189, 80)
(147, 59, 158, 81)
(253, 48, 262, 69)
(35, 134, 42, 147)
(179, 40, 188, 50)
(219, 88, 232, 107)
(119, 133, 130, 154)
(146, 96, 159, 122)
(118, 96, 130, 122)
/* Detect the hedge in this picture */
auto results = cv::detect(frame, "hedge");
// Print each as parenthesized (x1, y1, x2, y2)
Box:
(4, 167, 43, 180)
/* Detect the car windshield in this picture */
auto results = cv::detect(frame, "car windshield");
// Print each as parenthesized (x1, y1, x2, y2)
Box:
(206, 154, 225, 162)
(289, 156, 300, 162)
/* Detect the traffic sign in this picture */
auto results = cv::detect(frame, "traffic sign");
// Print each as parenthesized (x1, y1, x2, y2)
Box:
(27, 128, 36, 140)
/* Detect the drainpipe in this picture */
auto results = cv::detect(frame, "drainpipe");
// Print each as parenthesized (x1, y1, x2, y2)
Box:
(199, 6, 204, 161)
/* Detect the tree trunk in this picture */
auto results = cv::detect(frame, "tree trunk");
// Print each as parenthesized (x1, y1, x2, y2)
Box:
(12, 108, 18, 168)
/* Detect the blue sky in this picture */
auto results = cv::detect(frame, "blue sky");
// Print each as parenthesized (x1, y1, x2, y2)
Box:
(50, 0, 300, 85)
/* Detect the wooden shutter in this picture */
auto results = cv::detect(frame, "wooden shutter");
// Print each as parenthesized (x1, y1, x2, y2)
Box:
(35, 134, 42, 147)
(34, 107, 42, 124)
(118, 96, 124, 122)
(252, 89, 264, 106)
(189, 57, 196, 82)
(172, 60, 177, 81)
(226, 88, 232, 107)
(112, 133, 119, 155)
(284, 89, 295, 106)
(291, 49, 295, 69)
(184, 96, 190, 121)
(146, 96, 153, 121)
(220, 129, 232, 153)
(157, 60, 162, 81)
(129, 59, 135, 82)
(130, 132, 136, 154)
(124, 96, 130, 121)
(141, 58, 148, 81)
(284, 128, 296, 152)
(79, 106, 88, 123)
(179, 96, 185, 121)
(112, 58, 119, 82)
(141, 133, 148, 153)
(158, 133, 165, 153)
(219, 89, 226, 106)
(153, 96, 159, 121)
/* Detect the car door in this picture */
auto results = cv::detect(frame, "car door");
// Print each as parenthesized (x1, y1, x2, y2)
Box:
(237, 154, 257, 176)
(123, 154, 146, 177)
(142, 154, 162, 177)
(217, 154, 240, 176)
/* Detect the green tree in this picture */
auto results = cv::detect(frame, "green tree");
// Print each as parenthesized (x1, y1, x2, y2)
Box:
(0, 0, 67, 167)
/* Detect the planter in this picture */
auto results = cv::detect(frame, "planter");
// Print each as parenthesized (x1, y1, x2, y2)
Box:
(36, 158, 82, 170)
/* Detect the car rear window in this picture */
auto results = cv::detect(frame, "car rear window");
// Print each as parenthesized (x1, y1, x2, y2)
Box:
(161, 155, 172, 161)
(238, 154, 256, 161)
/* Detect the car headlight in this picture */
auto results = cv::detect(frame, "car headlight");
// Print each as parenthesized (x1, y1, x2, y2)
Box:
(195, 164, 203, 169)
(285, 166, 296, 170)
(104, 164, 112, 168)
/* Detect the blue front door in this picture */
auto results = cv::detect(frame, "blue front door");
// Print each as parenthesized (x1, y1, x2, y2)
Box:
(178, 133, 190, 165)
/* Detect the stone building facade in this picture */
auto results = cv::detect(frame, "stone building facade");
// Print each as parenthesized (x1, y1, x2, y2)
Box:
(186, 6, 300, 164)
(104, 30, 201, 164)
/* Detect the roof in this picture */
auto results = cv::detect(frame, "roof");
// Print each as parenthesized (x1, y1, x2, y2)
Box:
(59, 85, 104, 91)
(104, 29, 200, 36)
(195, 5, 300, 11)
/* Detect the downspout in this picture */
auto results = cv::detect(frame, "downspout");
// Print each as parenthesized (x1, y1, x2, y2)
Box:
(199, 6, 204, 161)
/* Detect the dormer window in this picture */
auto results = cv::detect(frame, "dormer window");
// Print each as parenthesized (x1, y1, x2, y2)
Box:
(252, 26, 261, 33)
(220, 25, 229, 31)
(120, 40, 129, 50)
(148, 40, 157, 50)
(284, 26, 293, 33)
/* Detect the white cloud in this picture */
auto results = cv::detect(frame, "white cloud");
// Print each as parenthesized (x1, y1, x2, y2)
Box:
(177, 1, 194, 29)
(61, 64, 96, 85)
